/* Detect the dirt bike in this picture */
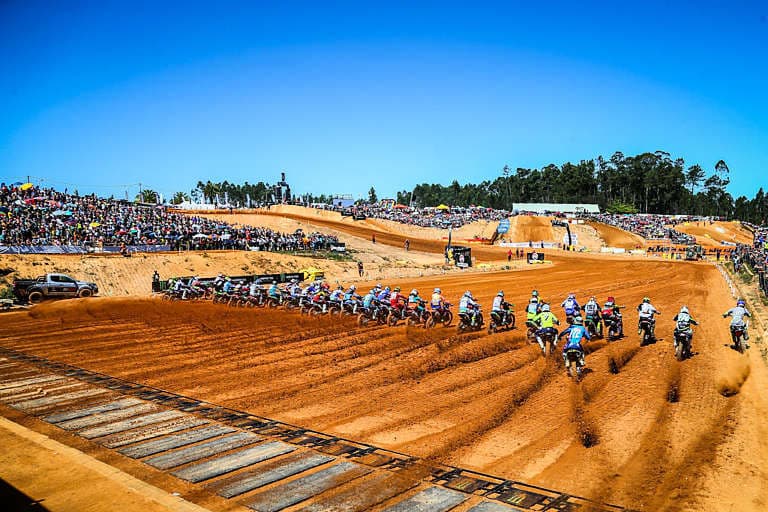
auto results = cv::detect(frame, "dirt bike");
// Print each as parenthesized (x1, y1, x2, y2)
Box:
(488, 306, 515, 334)
(426, 302, 453, 328)
(283, 293, 302, 310)
(406, 303, 431, 328)
(538, 328, 558, 357)
(341, 297, 362, 316)
(731, 324, 748, 354)
(357, 303, 387, 326)
(584, 314, 601, 339)
(327, 300, 343, 317)
(602, 312, 624, 341)
(525, 319, 539, 340)
(638, 318, 655, 346)
(457, 307, 483, 333)
(564, 307, 578, 325)
(387, 304, 410, 326)
(564, 348, 585, 381)
(674, 329, 692, 361)
(266, 292, 286, 308)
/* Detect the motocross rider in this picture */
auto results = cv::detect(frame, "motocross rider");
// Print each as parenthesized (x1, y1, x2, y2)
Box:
(459, 290, 481, 326)
(582, 296, 602, 336)
(561, 293, 580, 321)
(533, 303, 560, 354)
(723, 299, 751, 348)
(491, 291, 511, 326)
(602, 296, 623, 336)
(637, 297, 660, 337)
(560, 315, 590, 368)
(673, 305, 699, 352)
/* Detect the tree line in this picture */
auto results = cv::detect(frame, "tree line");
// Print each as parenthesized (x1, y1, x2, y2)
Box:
(137, 150, 766, 224)
(392, 151, 767, 222)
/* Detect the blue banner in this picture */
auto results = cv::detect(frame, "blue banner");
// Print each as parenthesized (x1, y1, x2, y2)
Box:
(0, 245, 171, 255)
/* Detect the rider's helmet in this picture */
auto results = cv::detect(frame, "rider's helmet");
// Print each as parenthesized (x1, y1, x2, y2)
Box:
(590, 296, 596, 302)
(497, 291, 504, 297)
(737, 299, 745, 307)
(384, 286, 390, 292)
(290, 279, 297, 284)
(434, 287, 441, 294)
(272, 280, 277, 284)
(394, 287, 401, 292)
(572, 315, 583, 325)
(541, 303, 551, 312)
(680, 306, 689, 314)
(376, 283, 383, 289)
(568, 293, 575, 299)
(643, 297, 650, 303)
(337, 285, 343, 290)
(530, 296, 539, 303)
(410, 289, 418, 296)
(225, 276, 231, 281)
(350, 285, 356, 291)
(607, 296, 615, 303)
(464, 290, 473, 298)
(532, 289, 539, 297)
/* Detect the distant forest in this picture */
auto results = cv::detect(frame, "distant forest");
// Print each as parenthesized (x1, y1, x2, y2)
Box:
(161, 151, 767, 223)
(391, 151, 767, 222)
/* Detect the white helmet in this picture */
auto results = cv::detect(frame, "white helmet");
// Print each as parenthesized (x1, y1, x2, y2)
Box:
(680, 306, 689, 314)
(497, 291, 504, 297)
(434, 288, 441, 293)
(411, 289, 418, 296)
(464, 290, 472, 298)
(541, 303, 551, 312)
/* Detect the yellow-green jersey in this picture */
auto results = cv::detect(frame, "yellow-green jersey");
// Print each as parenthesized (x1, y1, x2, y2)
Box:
(534, 311, 559, 328)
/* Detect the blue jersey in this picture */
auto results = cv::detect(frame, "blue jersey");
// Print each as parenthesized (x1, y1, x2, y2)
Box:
(563, 325, 590, 351)
(376, 290, 391, 302)
(363, 293, 375, 308)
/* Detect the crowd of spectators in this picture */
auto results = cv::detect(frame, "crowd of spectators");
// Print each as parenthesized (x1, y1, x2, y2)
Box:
(0, 183, 339, 253)
(332, 204, 510, 229)
(586, 213, 698, 244)
(734, 222, 768, 295)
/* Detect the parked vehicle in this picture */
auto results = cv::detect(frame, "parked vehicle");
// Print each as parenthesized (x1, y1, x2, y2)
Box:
(13, 273, 98, 303)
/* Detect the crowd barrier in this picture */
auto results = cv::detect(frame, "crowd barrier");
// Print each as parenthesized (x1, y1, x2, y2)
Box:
(0, 244, 171, 255)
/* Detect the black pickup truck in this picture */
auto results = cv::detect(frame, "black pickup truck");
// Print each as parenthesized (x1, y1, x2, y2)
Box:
(13, 273, 99, 303)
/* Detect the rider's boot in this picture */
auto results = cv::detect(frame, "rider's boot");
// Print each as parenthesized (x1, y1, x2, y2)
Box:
(536, 336, 545, 354)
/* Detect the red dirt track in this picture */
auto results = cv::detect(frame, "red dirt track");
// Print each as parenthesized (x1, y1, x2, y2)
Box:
(3, 257, 768, 511)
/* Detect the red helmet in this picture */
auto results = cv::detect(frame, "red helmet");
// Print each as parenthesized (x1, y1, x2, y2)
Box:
(607, 296, 615, 303)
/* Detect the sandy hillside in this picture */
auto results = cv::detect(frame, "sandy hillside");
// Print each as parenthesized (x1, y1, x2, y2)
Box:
(587, 221, 648, 249)
(672, 221, 753, 246)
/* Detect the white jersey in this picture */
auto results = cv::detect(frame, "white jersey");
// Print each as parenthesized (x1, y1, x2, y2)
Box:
(583, 301, 599, 315)
(492, 296, 504, 311)
(638, 302, 659, 319)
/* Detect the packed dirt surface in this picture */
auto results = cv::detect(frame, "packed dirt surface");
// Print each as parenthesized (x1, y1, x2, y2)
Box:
(672, 221, 753, 247)
(2, 256, 767, 511)
(586, 222, 647, 250)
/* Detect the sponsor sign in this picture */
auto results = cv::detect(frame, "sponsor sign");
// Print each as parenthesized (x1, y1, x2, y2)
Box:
(497, 219, 510, 234)
(526, 252, 545, 263)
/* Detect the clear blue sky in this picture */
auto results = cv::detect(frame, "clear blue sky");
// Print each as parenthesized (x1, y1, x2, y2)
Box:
(1, 1, 766, 201)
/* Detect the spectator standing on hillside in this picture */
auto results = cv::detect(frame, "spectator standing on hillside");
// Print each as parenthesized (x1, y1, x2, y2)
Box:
(372, 233, 376, 244)
(357, 261, 364, 277)
(404, 239, 410, 252)
(507, 249, 512, 262)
